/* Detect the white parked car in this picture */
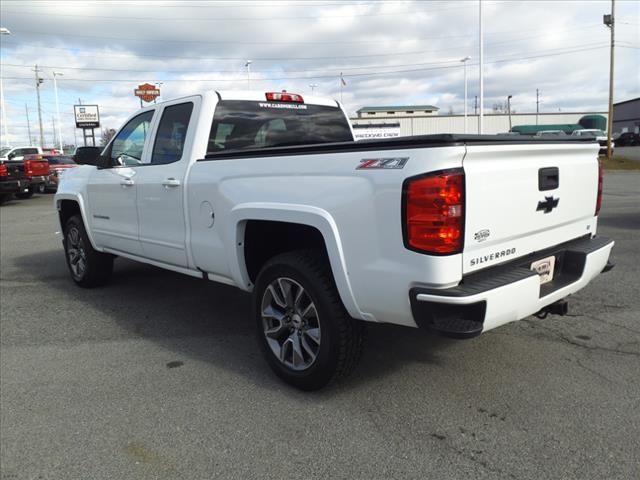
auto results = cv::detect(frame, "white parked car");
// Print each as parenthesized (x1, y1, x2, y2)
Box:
(571, 129, 612, 155)
(54, 91, 614, 390)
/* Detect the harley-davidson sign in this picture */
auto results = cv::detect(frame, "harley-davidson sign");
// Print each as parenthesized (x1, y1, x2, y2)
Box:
(134, 83, 160, 103)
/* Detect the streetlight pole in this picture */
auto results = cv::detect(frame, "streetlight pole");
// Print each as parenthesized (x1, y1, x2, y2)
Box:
(33, 65, 45, 148)
(0, 27, 11, 147)
(604, 0, 615, 161)
(25, 104, 32, 144)
(154, 81, 163, 104)
(478, 0, 484, 134)
(245, 60, 252, 90)
(52, 71, 64, 152)
(507, 95, 513, 131)
(460, 56, 471, 134)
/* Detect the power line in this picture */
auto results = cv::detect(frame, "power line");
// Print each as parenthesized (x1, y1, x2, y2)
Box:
(1, 41, 610, 75)
(4, 23, 603, 47)
(0, 44, 610, 84)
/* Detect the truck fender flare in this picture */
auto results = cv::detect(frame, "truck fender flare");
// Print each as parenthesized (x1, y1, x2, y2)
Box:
(227, 203, 368, 321)
(55, 193, 101, 251)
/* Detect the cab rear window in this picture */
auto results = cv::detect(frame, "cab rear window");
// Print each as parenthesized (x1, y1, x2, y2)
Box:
(208, 100, 352, 153)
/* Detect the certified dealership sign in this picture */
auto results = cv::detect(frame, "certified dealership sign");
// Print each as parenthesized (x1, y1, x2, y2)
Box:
(73, 105, 100, 129)
(135, 83, 161, 103)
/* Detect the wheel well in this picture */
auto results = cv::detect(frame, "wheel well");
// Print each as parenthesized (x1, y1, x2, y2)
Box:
(243, 220, 328, 283)
(58, 199, 81, 229)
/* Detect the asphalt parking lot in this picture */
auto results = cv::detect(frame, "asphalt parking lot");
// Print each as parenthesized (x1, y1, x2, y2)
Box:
(1, 172, 639, 480)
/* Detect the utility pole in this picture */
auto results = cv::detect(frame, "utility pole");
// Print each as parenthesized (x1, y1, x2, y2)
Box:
(478, 0, 484, 134)
(507, 95, 513, 131)
(51, 116, 56, 148)
(245, 60, 252, 90)
(1, 27, 12, 147)
(33, 65, 45, 148)
(474, 95, 478, 116)
(461, 56, 471, 134)
(604, 0, 615, 161)
(25, 104, 32, 145)
(536, 89, 540, 125)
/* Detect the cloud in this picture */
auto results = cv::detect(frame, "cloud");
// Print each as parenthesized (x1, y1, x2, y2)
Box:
(0, 0, 638, 146)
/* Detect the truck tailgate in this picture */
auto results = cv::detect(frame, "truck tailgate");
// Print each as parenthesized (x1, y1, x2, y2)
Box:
(462, 142, 600, 274)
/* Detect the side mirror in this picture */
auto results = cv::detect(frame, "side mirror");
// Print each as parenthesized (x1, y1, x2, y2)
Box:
(73, 148, 101, 166)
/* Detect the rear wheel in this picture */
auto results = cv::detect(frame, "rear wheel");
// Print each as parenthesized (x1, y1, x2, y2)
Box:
(254, 250, 363, 391)
(15, 187, 34, 199)
(63, 214, 114, 288)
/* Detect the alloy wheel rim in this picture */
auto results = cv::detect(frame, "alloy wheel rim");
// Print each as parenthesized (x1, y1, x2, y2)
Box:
(261, 277, 321, 371)
(66, 227, 87, 278)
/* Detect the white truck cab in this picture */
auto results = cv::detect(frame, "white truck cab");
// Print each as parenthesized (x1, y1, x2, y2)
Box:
(0, 146, 43, 162)
(55, 91, 614, 390)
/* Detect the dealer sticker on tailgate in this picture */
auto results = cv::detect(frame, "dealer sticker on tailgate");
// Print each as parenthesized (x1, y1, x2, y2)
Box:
(531, 256, 556, 285)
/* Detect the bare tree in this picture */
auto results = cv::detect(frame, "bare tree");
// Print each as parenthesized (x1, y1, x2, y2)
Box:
(100, 128, 116, 146)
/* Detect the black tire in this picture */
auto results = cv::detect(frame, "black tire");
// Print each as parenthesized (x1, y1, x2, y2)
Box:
(15, 188, 34, 199)
(63, 214, 114, 288)
(36, 183, 46, 194)
(254, 249, 363, 391)
(0, 194, 11, 205)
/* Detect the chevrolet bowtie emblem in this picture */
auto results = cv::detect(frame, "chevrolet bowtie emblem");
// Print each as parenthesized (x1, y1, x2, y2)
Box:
(536, 196, 559, 214)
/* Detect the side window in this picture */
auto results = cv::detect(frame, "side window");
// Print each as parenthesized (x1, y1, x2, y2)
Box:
(24, 148, 39, 155)
(255, 119, 286, 147)
(151, 102, 194, 165)
(209, 123, 234, 151)
(110, 111, 154, 167)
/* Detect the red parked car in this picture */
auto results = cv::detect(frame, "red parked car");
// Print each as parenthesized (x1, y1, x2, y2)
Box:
(41, 155, 77, 192)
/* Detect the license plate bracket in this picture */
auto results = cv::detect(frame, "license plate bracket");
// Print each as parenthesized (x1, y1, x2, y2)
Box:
(531, 255, 556, 285)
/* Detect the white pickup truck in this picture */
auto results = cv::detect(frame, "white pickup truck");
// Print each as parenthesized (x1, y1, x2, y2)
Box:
(55, 91, 614, 390)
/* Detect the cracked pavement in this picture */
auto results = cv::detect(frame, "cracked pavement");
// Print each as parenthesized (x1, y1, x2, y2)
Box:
(1, 171, 638, 479)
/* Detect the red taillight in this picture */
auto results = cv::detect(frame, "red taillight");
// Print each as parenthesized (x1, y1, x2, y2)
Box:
(403, 169, 465, 255)
(25, 160, 34, 176)
(595, 160, 603, 215)
(0, 163, 7, 177)
(265, 92, 304, 103)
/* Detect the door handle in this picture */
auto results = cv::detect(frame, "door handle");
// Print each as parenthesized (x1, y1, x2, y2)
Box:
(162, 178, 181, 188)
(120, 178, 135, 187)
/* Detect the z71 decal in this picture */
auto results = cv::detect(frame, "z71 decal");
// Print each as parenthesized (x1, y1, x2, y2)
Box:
(356, 157, 409, 170)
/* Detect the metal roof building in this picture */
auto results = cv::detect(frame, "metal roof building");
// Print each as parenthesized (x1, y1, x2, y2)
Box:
(351, 111, 609, 136)
(356, 105, 439, 118)
(612, 97, 640, 134)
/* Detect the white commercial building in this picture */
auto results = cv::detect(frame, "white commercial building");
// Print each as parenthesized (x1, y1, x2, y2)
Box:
(351, 110, 609, 136)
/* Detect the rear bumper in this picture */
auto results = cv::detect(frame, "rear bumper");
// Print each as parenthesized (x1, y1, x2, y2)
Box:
(410, 235, 614, 338)
(0, 179, 23, 193)
(25, 175, 47, 185)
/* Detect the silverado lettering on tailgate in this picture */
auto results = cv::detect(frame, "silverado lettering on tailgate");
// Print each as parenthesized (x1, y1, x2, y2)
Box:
(469, 248, 516, 267)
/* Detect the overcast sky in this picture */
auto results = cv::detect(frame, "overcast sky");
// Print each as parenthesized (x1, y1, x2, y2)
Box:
(1, 0, 638, 147)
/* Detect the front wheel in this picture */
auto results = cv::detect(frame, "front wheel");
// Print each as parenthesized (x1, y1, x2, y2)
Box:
(63, 214, 114, 288)
(254, 250, 363, 391)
